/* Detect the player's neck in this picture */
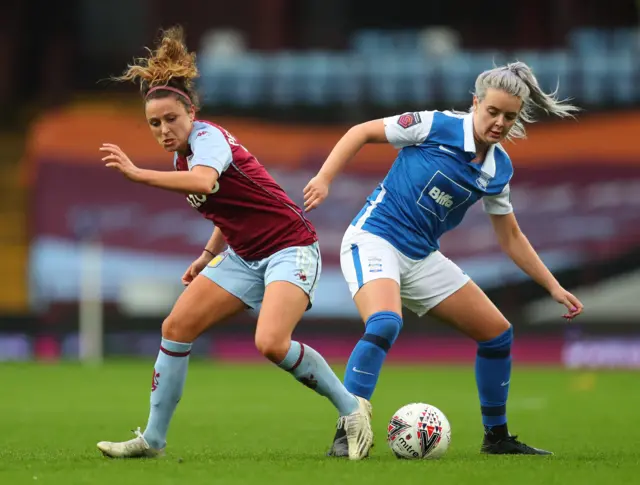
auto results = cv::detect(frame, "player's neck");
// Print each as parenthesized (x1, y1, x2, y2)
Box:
(472, 136, 489, 164)
(177, 145, 191, 158)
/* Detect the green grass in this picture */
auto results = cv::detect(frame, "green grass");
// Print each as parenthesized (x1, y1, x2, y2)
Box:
(0, 361, 638, 484)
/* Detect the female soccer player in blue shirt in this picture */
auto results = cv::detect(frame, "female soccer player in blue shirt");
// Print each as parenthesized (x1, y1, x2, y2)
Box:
(304, 61, 584, 456)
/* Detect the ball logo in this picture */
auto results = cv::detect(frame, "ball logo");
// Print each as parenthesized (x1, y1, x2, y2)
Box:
(417, 410, 443, 456)
(387, 416, 411, 443)
(397, 436, 420, 458)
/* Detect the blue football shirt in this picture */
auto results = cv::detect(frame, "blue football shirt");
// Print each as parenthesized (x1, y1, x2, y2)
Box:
(351, 110, 514, 259)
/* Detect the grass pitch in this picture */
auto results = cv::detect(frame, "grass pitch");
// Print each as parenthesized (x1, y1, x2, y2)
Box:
(0, 361, 637, 484)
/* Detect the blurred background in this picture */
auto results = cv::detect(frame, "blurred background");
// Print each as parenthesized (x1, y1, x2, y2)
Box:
(1, 0, 640, 368)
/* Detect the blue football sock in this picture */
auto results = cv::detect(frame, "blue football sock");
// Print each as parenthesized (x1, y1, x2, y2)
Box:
(279, 341, 358, 416)
(475, 326, 513, 428)
(343, 311, 403, 400)
(143, 338, 192, 449)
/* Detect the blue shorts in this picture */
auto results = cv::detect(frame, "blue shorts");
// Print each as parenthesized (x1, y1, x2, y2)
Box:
(200, 242, 321, 310)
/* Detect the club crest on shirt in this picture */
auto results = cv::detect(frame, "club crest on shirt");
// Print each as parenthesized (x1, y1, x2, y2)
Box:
(397, 112, 422, 129)
(476, 171, 491, 190)
(207, 252, 228, 268)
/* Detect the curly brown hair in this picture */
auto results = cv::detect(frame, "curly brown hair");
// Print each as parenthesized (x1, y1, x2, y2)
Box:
(112, 26, 200, 110)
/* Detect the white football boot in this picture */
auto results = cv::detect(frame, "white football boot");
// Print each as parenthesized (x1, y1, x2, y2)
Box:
(343, 396, 373, 460)
(97, 427, 165, 458)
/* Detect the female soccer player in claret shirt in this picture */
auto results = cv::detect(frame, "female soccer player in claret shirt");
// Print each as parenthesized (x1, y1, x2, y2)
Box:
(96, 26, 372, 461)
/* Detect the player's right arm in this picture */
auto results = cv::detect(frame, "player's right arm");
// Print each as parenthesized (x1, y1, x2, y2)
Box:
(303, 111, 433, 211)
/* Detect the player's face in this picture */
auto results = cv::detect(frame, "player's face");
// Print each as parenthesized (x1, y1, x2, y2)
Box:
(473, 89, 522, 144)
(145, 97, 195, 152)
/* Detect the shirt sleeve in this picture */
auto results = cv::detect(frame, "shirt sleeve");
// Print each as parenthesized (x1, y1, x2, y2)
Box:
(482, 183, 514, 215)
(190, 126, 233, 175)
(383, 110, 435, 149)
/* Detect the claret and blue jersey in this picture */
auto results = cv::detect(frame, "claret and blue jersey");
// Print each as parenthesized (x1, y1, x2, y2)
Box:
(351, 110, 515, 259)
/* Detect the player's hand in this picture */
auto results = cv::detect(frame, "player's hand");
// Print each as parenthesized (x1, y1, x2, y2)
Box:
(303, 174, 330, 212)
(550, 286, 583, 320)
(181, 251, 214, 286)
(100, 143, 143, 182)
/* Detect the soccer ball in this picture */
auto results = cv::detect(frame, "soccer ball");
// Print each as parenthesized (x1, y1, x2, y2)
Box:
(387, 402, 451, 459)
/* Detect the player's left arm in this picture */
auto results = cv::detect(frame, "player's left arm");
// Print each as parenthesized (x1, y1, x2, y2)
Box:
(101, 143, 218, 195)
(488, 210, 584, 320)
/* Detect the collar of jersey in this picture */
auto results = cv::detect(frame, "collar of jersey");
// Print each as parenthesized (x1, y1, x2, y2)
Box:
(462, 112, 496, 178)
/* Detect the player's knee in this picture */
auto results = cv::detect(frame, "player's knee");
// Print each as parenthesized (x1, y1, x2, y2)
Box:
(255, 332, 290, 363)
(162, 315, 195, 342)
(477, 324, 513, 357)
(475, 319, 511, 343)
(363, 311, 403, 350)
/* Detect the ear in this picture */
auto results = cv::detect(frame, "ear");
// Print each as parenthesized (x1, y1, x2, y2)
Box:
(189, 104, 196, 122)
(472, 95, 479, 111)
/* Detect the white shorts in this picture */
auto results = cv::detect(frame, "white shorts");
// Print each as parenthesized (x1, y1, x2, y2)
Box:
(340, 226, 470, 317)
